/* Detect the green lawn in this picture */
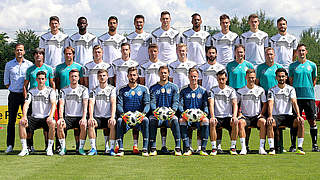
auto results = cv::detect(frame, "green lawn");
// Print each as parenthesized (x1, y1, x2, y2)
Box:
(1, 123, 320, 180)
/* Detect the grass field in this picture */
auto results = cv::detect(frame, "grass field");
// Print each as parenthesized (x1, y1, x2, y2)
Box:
(1, 123, 320, 180)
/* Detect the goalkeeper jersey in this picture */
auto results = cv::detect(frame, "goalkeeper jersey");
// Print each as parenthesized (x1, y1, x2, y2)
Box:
(179, 85, 208, 115)
(117, 84, 150, 115)
(149, 82, 179, 112)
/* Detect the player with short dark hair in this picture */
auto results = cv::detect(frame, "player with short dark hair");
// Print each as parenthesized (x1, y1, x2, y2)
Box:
(208, 70, 239, 155)
(18, 71, 56, 156)
(237, 69, 267, 155)
(116, 67, 150, 157)
(289, 44, 318, 152)
(267, 68, 305, 155)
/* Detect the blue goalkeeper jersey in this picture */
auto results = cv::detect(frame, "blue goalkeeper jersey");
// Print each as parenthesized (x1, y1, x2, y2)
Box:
(289, 60, 317, 99)
(179, 85, 209, 114)
(150, 82, 179, 112)
(117, 84, 150, 115)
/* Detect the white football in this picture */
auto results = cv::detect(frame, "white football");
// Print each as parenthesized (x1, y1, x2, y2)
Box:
(187, 109, 204, 122)
(125, 111, 139, 126)
(157, 107, 171, 121)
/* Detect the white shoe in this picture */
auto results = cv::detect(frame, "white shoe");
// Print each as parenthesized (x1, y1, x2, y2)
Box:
(239, 149, 247, 155)
(46, 148, 53, 156)
(18, 149, 29, 156)
(259, 148, 267, 155)
(5, 145, 13, 153)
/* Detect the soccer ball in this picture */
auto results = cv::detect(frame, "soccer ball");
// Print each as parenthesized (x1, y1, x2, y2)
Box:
(157, 107, 172, 121)
(186, 109, 205, 122)
(123, 111, 139, 126)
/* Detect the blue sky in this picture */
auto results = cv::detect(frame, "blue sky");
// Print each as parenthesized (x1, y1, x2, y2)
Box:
(0, 0, 319, 39)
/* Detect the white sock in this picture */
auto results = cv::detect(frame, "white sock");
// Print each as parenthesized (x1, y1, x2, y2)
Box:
(240, 138, 246, 150)
(230, 140, 236, 149)
(110, 140, 115, 150)
(104, 136, 109, 148)
(211, 141, 216, 149)
(48, 139, 54, 149)
(268, 138, 274, 149)
(59, 139, 66, 149)
(79, 139, 86, 149)
(21, 139, 27, 150)
(197, 139, 202, 150)
(89, 139, 96, 149)
(133, 140, 138, 147)
(217, 140, 222, 149)
(259, 139, 265, 148)
(162, 137, 166, 147)
(297, 138, 304, 148)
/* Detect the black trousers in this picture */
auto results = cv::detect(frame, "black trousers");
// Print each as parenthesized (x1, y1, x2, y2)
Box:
(7, 92, 24, 147)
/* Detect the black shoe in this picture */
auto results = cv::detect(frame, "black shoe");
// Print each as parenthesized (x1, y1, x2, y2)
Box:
(27, 146, 35, 153)
(288, 146, 296, 152)
(217, 148, 224, 154)
(161, 146, 170, 154)
(312, 145, 320, 152)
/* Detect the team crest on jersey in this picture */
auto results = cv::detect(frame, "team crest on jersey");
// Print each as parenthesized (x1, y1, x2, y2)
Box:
(244, 66, 248, 71)
(137, 91, 142, 96)
(89, 92, 94, 98)
(307, 66, 311, 71)
(197, 93, 202, 99)
(167, 89, 171, 94)
(192, 93, 196, 98)
(161, 88, 166, 93)
(131, 91, 136, 96)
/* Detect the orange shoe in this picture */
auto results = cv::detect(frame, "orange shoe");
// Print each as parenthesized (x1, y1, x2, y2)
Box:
(133, 146, 139, 154)
(114, 146, 119, 154)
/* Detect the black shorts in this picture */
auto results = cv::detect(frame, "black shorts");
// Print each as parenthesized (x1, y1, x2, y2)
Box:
(65, 117, 81, 130)
(241, 115, 259, 128)
(28, 116, 49, 132)
(95, 117, 111, 129)
(297, 99, 316, 120)
(216, 117, 232, 131)
(273, 115, 295, 128)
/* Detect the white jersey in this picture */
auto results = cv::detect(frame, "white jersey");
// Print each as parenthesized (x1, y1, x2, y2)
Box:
(151, 27, 181, 64)
(98, 33, 127, 64)
(237, 85, 266, 117)
(25, 86, 56, 118)
(89, 84, 116, 118)
(181, 29, 211, 65)
(209, 85, 237, 118)
(240, 30, 268, 66)
(39, 31, 69, 68)
(268, 84, 296, 115)
(169, 60, 197, 89)
(139, 60, 167, 88)
(59, 85, 89, 117)
(198, 62, 225, 92)
(68, 32, 98, 65)
(83, 61, 114, 90)
(270, 33, 298, 70)
(112, 58, 139, 89)
(126, 31, 152, 65)
(212, 31, 240, 66)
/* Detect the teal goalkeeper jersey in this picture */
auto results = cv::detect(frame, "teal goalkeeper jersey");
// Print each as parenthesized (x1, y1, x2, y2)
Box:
(226, 60, 254, 89)
(26, 64, 54, 89)
(289, 60, 317, 99)
(256, 63, 283, 92)
(55, 62, 84, 89)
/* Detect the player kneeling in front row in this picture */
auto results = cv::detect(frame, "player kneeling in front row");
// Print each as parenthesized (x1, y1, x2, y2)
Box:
(19, 71, 56, 156)
(209, 70, 239, 155)
(179, 68, 209, 156)
(87, 69, 117, 156)
(237, 69, 268, 155)
(267, 68, 305, 155)
(149, 66, 181, 156)
(57, 69, 89, 155)
(116, 67, 150, 157)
